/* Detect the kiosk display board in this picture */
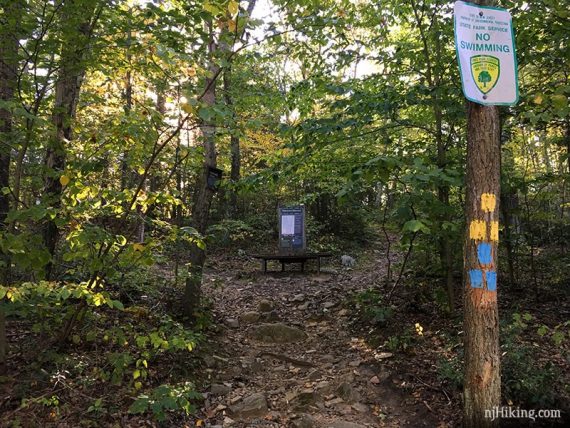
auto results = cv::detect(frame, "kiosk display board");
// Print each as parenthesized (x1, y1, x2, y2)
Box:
(278, 206, 306, 253)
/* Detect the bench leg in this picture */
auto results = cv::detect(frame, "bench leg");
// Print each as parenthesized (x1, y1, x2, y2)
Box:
(281, 261, 285, 272)
(301, 261, 305, 272)
(263, 259, 267, 273)
(317, 257, 321, 273)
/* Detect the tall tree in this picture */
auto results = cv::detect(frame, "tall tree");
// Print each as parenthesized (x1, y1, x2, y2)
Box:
(183, 0, 257, 318)
(0, 0, 22, 376)
(223, 0, 257, 216)
(462, 1, 501, 425)
(42, 0, 100, 278)
(183, 18, 219, 319)
(409, 0, 457, 311)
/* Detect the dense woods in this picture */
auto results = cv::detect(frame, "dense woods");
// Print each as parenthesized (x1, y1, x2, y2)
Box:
(0, 0, 569, 426)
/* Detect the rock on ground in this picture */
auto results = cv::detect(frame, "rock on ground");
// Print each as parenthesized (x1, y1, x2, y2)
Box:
(291, 413, 315, 428)
(228, 392, 268, 419)
(330, 421, 367, 428)
(239, 311, 261, 324)
(224, 318, 239, 329)
(258, 299, 274, 312)
(251, 323, 308, 343)
(210, 383, 231, 395)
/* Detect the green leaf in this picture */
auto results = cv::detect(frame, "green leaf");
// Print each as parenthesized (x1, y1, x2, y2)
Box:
(402, 219, 429, 234)
(203, 2, 221, 15)
(161, 396, 177, 410)
(228, 0, 239, 16)
(128, 396, 150, 414)
(551, 94, 567, 109)
(552, 331, 565, 346)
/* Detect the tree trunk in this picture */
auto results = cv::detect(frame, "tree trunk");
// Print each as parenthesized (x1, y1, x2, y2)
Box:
(463, 100, 501, 427)
(410, 0, 455, 312)
(220, 0, 257, 219)
(42, 1, 98, 279)
(0, 0, 20, 272)
(182, 0, 258, 318)
(0, 0, 22, 374)
(223, 68, 241, 217)
(566, 119, 570, 175)
(121, 25, 133, 191)
(436, 109, 455, 313)
(183, 23, 218, 319)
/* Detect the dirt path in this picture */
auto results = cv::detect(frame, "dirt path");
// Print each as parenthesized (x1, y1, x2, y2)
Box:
(194, 255, 441, 428)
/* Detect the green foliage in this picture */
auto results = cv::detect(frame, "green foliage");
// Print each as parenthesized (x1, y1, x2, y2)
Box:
(503, 346, 559, 407)
(536, 321, 570, 347)
(86, 398, 105, 416)
(0, 231, 51, 274)
(207, 219, 255, 246)
(352, 288, 393, 327)
(383, 323, 424, 353)
(128, 382, 201, 421)
(501, 312, 564, 407)
(1, 0, 570, 423)
(90, 314, 200, 388)
(432, 286, 452, 314)
(437, 355, 463, 390)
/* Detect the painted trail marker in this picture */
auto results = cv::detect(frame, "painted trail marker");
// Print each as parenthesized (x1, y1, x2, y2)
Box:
(454, 0, 518, 105)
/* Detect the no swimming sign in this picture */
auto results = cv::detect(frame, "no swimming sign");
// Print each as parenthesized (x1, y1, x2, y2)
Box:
(454, 1, 518, 106)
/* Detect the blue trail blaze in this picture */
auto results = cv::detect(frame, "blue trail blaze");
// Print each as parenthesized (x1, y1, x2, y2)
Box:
(477, 243, 492, 265)
(469, 269, 483, 288)
(486, 271, 497, 291)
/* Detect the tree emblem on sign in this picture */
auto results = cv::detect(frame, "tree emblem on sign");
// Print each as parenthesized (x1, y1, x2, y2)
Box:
(478, 71, 492, 88)
(470, 55, 500, 95)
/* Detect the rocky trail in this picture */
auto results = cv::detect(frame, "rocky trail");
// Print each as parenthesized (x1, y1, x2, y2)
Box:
(193, 255, 442, 428)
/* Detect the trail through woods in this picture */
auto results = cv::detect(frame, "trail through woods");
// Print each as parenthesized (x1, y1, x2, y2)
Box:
(193, 252, 443, 427)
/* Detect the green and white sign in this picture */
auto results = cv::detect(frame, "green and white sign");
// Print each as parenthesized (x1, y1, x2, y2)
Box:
(454, 1, 518, 106)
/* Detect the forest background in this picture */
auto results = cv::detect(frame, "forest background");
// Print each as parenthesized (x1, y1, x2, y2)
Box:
(0, 0, 568, 425)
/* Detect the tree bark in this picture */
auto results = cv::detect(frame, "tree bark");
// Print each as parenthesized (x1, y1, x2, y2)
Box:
(223, 68, 241, 217)
(121, 23, 133, 191)
(42, 1, 98, 278)
(221, 0, 257, 218)
(182, 0, 258, 318)
(0, 0, 22, 375)
(0, 0, 20, 268)
(183, 22, 218, 319)
(500, 191, 517, 288)
(410, 0, 455, 312)
(463, 100, 501, 427)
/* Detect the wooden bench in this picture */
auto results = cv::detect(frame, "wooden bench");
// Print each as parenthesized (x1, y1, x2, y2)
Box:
(250, 252, 333, 273)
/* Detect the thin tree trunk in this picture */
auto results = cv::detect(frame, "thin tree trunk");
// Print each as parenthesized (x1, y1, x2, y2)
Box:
(501, 192, 516, 288)
(13, 56, 55, 209)
(0, 0, 21, 375)
(183, 0, 257, 317)
(223, 68, 241, 217)
(220, 0, 257, 218)
(566, 119, 570, 174)
(183, 22, 219, 319)
(121, 25, 133, 191)
(463, 100, 501, 427)
(42, 1, 98, 279)
(411, 0, 455, 312)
